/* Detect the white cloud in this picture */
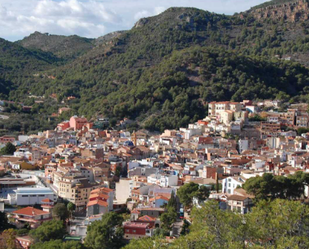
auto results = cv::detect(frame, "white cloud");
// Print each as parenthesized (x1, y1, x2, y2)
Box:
(0, 0, 269, 41)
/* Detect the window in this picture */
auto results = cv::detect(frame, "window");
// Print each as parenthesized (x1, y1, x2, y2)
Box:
(133, 230, 136, 233)
(21, 195, 28, 197)
(38, 195, 45, 197)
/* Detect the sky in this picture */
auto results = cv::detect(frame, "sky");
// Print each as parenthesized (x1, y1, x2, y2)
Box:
(0, 0, 270, 41)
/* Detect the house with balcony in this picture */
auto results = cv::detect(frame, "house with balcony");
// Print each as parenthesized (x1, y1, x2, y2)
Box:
(226, 195, 253, 214)
(10, 207, 52, 228)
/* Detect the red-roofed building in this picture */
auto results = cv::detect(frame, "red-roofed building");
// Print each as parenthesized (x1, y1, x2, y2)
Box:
(0, 136, 15, 143)
(10, 207, 52, 228)
(87, 199, 109, 217)
(123, 222, 154, 239)
(41, 198, 54, 213)
(137, 215, 158, 228)
(149, 195, 170, 208)
(86, 187, 114, 217)
(57, 121, 70, 131)
(69, 116, 92, 131)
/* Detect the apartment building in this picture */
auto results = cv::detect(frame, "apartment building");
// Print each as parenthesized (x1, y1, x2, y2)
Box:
(55, 172, 99, 210)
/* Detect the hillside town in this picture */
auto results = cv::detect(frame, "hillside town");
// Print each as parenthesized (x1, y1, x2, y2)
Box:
(1, 99, 309, 247)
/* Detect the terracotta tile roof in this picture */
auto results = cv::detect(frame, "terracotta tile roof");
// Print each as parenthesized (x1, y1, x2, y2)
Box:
(137, 215, 156, 222)
(89, 193, 109, 200)
(124, 222, 149, 228)
(227, 195, 249, 201)
(91, 187, 113, 194)
(12, 207, 49, 216)
(138, 207, 165, 211)
(131, 209, 140, 214)
(149, 195, 170, 202)
(41, 198, 53, 203)
(87, 199, 108, 207)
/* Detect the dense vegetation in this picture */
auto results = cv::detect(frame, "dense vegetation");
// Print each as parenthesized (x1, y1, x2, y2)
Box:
(2, 1, 309, 132)
(84, 212, 124, 249)
(243, 171, 309, 200)
(124, 199, 309, 249)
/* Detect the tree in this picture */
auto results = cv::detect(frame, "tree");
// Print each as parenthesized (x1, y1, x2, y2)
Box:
(297, 127, 309, 136)
(67, 202, 75, 218)
(246, 199, 309, 248)
(120, 199, 309, 249)
(53, 203, 69, 221)
(31, 239, 85, 249)
(29, 220, 66, 242)
(0, 229, 17, 249)
(124, 236, 168, 249)
(160, 207, 177, 231)
(243, 172, 309, 201)
(180, 219, 190, 235)
(0, 211, 14, 232)
(177, 182, 199, 209)
(166, 193, 177, 210)
(195, 185, 210, 202)
(0, 142, 16, 155)
(84, 212, 124, 249)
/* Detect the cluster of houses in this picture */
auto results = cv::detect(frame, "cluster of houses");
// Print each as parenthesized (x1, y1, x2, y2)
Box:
(1, 99, 309, 247)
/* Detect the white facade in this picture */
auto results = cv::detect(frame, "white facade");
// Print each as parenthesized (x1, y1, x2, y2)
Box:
(160, 175, 178, 187)
(238, 139, 249, 153)
(115, 179, 133, 202)
(222, 177, 245, 195)
(9, 187, 56, 205)
(266, 137, 281, 149)
(147, 174, 178, 187)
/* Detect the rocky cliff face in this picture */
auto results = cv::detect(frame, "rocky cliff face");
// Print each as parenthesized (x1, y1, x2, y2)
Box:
(250, 0, 309, 22)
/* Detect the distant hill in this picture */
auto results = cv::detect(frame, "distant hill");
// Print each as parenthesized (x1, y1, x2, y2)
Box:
(16, 32, 95, 61)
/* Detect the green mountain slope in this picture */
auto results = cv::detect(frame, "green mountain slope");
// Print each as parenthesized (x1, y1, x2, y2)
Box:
(0, 38, 61, 97)
(2, 1, 309, 131)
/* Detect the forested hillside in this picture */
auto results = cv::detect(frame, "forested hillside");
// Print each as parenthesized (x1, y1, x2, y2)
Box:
(251, 0, 299, 10)
(2, 0, 309, 132)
